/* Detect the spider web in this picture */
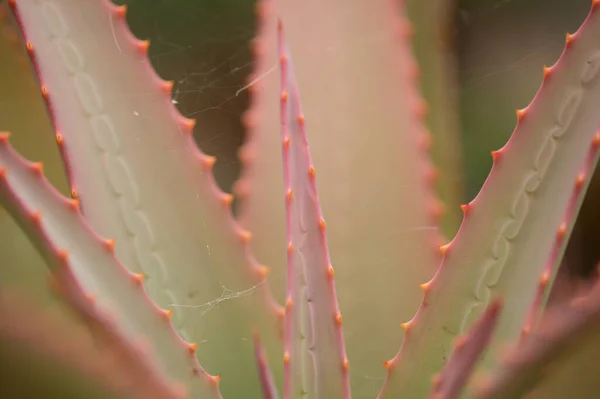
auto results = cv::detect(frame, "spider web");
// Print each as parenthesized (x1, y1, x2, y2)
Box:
(120, 0, 595, 330)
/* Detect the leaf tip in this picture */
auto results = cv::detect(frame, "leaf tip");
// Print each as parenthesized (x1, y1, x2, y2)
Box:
(30, 162, 44, 175)
(180, 117, 197, 133)
(186, 342, 198, 355)
(102, 238, 116, 252)
(439, 243, 451, 256)
(135, 39, 150, 54)
(67, 198, 80, 212)
(219, 192, 234, 208)
(238, 229, 253, 244)
(460, 203, 470, 216)
(257, 265, 271, 278)
(200, 155, 216, 171)
(130, 272, 145, 285)
(400, 320, 413, 332)
(160, 79, 175, 95)
(113, 4, 127, 19)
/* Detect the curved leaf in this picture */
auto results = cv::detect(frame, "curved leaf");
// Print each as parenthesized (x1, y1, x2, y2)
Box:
(475, 283, 600, 399)
(0, 134, 222, 398)
(237, 1, 441, 395)
(8, 1, 282, 396)
(278, 25, 351, 399)
(379, 2, 600, 396)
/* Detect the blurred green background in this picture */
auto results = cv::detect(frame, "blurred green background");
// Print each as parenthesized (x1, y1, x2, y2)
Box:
(1, 0, 598, 397)
(112, 0, 596, 275)
(111, 0, 591, 210)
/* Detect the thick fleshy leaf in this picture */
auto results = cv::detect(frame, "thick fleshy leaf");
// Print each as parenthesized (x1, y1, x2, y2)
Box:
(254, 334, 280, 399)
(8, 1, 282, 396)
(523, 132, 600, 327)
(279, 26, 351, 399)
(474, 282, 600, 399)
(237, 1, 441, 396)
(428, 299, 502, 399)
(0, 2, 69, 305)
(0, 289, 182, 399)
(379, 2, 600, 397)
(406, 0, 465, 237)
(0, 134, 222, 398)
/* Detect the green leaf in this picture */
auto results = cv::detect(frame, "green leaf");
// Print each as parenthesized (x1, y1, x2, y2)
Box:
(237, 1, 441, 396)
(428, 299, 502, 399)
(254, 334, 280, 399)
(0, 2, 69, 303)
(8, 1, 282, 396)
(0, 134, 222, 398)
(278, 25, 351, 399)
(474, 283, 600, 399)
(379, 3, 600, 397)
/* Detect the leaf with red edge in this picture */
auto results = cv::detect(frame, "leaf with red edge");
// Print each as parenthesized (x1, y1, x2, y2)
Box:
(378, 3, 600, 396)
(0, 1, 71, 310)
(428, 299, 502, 399)
(278, 23, 351, 399)
(474, 283, 600, 399)
(7, 1, 282, 396)
(237, 1, 441, 396)
(254, 333, 280, 399)
(0, 133, 222, 398)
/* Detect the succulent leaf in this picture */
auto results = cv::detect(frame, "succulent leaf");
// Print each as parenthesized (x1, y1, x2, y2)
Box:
(379, 2, 600, 397)
(524, 132, 600, 326)
(428, 299, 502, 399)
(51, 267, 187, 399)
(1, 1, 599, 398)
(254, 334, 281, 399)
(475, 282, 600, 399)
(0, 134, 222, 398)
(278, 25, 351, 399)
(7, 1, 282, 396)
(0, 2, 70, 306)
(237, 1, 441, 396)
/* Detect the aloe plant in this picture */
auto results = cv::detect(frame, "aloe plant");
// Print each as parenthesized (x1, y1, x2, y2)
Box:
(2, 0, 600, 398)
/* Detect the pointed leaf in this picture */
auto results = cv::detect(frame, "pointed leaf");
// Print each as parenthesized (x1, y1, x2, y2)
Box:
(523, 132, 600, 327)
(8, 1, 282, 395)
(475, 284, 600, 399)
(0, 2, 70, 306)
(428, 299, 502, 399)
(254, 334, 280, 399)
(278, 26, 351, 399)
(379, 2, 600, 396)
(0, 134, 222, 398)
(237, 1, 441, 395)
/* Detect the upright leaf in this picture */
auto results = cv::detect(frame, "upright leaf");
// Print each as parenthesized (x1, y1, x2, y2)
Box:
(0, 134, 222, 397)
(8, 1, 282, 396)
(237, 1, 441, 395)
(0, 2, 69, 306)
(254, 334, 280, 399)
(475, 283, 600, 399)
(279, 25, 351, 399)
(428, 299, 502, 399)
(379, 2, 600, 397)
